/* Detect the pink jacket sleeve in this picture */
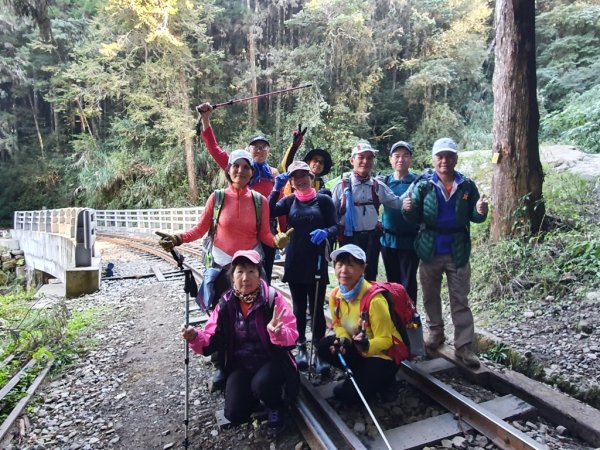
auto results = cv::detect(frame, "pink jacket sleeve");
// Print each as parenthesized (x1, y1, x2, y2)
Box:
(267, 292, 299, 346)
(180, 192, 215, 243)
(258, 195, 276, 247)
(201, 127, 229, 170)
(188, 303, 221, 355)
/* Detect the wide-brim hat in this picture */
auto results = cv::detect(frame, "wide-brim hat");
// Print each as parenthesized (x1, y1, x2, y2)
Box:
(303, 148, 332, 176)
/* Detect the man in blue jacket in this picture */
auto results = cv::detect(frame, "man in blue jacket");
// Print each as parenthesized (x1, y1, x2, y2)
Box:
(402, 137, 488, 368)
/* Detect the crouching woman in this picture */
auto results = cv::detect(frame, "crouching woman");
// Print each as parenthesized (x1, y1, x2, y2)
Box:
(181, 249, 299, 432)
(317, 244, 401, 403)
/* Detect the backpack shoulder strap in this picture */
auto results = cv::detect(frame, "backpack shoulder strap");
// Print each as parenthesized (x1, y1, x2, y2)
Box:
(372, 178, 381, 211)
(251, 190, 262, 231)
(210, 189, 225, 236)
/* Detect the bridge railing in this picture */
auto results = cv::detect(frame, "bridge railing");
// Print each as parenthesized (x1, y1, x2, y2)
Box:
(95, 208, 204, 234)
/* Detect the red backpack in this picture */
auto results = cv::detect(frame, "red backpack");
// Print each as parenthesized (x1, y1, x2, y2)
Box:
(332, 281, 424, 364)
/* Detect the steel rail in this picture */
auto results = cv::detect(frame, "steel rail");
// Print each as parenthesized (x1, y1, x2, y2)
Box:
(399, 361, 547, 450)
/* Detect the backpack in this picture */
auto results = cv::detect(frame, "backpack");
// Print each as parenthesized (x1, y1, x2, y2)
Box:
(332, 281, 424, 364)
(203, 188, 263, 268)
(339, 176, 381, 216)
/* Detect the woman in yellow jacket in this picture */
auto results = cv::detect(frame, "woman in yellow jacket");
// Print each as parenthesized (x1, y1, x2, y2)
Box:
(317, 244, 401, 403)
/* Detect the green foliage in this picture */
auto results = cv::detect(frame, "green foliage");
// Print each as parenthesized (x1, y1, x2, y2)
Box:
(541, 85, 600, 153)
(471, 170, 600, 321)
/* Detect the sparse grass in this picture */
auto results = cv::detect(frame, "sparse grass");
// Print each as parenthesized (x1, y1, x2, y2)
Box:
(0, 290, 102, 422)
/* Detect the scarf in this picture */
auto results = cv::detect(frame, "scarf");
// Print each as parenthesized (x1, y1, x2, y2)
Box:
(249, 162, 273, 186)
(294, 188, 316, 202)
(339, 276, 364, 302)
(234, 287, 259, 304)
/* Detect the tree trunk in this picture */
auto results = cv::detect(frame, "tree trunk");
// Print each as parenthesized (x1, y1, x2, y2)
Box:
(491, 0, 545, 240)
(179, 72, 198, 203)
(247, 0, 258, 128)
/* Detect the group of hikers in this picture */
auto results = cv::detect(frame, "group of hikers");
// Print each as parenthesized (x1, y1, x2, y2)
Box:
(156, 102, 489, 434)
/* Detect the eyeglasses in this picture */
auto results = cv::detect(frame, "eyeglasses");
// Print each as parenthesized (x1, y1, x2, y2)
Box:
(249, 144, 270, 152)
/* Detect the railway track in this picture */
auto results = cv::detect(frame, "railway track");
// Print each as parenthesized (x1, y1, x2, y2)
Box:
(96, 232, 600, 450)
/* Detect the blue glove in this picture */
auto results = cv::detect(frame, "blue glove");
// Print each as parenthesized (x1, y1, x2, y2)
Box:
(274, 173, 289, 191)
(309, 229, 328, 245)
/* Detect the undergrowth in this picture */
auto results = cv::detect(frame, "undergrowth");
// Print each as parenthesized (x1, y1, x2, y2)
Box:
(0, 291, 101, 423)
(471, 169, 600, 408)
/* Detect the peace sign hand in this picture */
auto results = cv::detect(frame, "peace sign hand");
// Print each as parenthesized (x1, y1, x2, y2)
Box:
(267, 304, 286, 334)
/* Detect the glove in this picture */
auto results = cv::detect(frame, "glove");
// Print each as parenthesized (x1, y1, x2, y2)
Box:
(353, 321, 369, 353)
(274, 228, 294, 249)
(335, 337, 353, 355)
(155, 231, 182, 251)
(292, 123, 307, 147)
(309, 229, 328, 245)
(274, 173, 290, 191)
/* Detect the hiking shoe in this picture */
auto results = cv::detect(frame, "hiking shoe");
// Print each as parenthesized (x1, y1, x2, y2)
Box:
(312, 354, 330, 377)
(455, 345, 481, 369)
(295, 343, 309, 371)
(425, 334, 445, 350)
(267, 408, 285, 435)
(209, 369, 225, 392)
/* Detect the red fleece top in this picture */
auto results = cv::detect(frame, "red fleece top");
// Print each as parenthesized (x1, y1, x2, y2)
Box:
(179, 185, 275, 254)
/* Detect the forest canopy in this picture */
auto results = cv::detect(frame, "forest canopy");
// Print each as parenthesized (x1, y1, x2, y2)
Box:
(0, 0, 599, 225)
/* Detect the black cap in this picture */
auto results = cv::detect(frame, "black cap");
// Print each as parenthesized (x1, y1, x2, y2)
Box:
(248, 134, 270, 146)
(389, 140, 413, 155)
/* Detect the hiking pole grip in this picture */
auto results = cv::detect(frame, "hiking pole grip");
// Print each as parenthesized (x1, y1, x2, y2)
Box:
(171, 249, 184, 269)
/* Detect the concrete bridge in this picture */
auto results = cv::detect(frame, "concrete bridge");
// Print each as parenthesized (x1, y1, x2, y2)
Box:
(7, 206, 204, 298)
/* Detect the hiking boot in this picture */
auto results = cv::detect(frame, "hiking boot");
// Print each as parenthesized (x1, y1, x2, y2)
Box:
(209, 369, 225, 392)
(295, 343, 309, 371)
(455, 345, 481, 369)
(267, 407, 285, 435)
(425, 334, 445, 351)
(312, 354, 330, 377)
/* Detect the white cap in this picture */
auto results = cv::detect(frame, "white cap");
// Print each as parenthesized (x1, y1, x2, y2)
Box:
(431, 138, 458, 156)
(330, 244, 366, 263)
(228, 149, 253, 166)
(351, 142, 378, 157)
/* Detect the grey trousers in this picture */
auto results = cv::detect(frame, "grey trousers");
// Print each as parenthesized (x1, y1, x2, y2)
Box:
(419, 254, 474, 349)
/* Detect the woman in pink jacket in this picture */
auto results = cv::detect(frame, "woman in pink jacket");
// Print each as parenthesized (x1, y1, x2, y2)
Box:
(182, 250, 299, 434)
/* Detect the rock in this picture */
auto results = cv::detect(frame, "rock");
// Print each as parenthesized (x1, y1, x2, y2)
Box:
(353, 421, 366, 434)
(294, 442, 304, 450)
(523, 311, 535, 318)
(452, 435, 467, 448)
(10, 249, 24, 256)
(0, 271, 7, 285)
(2, 259, 16, 271)
(162, 444, 174, 450)
(440, 439, 453, 448)
(556, 425, 567, 435)
(577, 320, 593, 334)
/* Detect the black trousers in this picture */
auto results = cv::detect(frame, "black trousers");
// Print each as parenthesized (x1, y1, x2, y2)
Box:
(381, 246, 420, 306)
(339, 231, 381, 281)
(224, 361, 286, 424)
(317, 337, 398, 403)
(288, 281, 327, 344)
(261, 243, 275, 284)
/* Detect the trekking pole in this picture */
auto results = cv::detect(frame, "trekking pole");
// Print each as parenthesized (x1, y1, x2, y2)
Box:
(307, 253, 322, 379)
(195, 84, 313, 135)
(170, 250, 197, 450)
(336, 351, 393, 450)
(197, 84, 313, 111)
